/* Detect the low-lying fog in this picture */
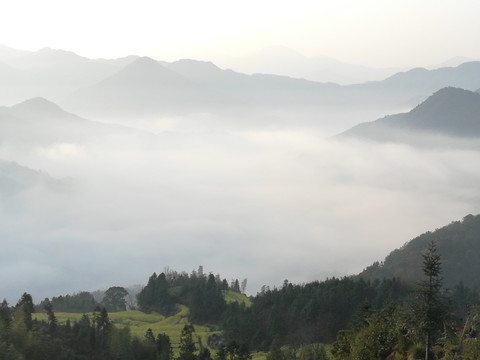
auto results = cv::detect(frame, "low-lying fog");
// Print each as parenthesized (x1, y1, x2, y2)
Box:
(1, 111, 479, 303)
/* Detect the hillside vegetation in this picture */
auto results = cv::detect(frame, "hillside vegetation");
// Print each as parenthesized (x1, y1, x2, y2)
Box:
(34, 306, 215, 355)
(358, 214, 480, 287)
(6, 214, 480, 360)
(337, 87, 480, 144)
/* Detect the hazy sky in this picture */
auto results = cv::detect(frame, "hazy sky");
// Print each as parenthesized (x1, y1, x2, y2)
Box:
(2, 0, 480, 67)
(2, 0, 480, 302)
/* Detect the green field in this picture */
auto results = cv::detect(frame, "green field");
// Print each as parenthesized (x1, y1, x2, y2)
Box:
(34, 291, 251, 356)
(224, 290, 252, 307)
(35, 305, 215, 353)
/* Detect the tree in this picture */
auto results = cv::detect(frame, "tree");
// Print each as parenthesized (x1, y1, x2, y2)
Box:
(43, 298, 57, 334)
(0, 300, 11, 343)
(178, 324, 197, 360)
(156, 333, 173, 360)
(93, 306, 112, 352)
(145, 328, 155, 343)
(102, 286, 129, 312)
(198, 348, 212, 360)
(223, 341, 251, 360)
(416, 241, 448, 360)
(266, 338, 285, 360)
(15, 293, 34, 331)
(231, 280, 241, 293)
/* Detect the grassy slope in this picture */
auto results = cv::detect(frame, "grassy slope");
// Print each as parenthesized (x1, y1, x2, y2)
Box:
(34, 291, 251, 355)
(35, 305, 214, 354)
(224, 290, 251, 307)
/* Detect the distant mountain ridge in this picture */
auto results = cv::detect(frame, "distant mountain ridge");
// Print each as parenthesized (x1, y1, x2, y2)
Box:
(337, 87, 480, 141)
(358, 214, 480, 289)
(11, 97, 73, 118)
(0, 160, 72, 196)
(0, 97, 154, 146)
(2, 44, 480, 128)
(62, 58, 480, 121)
(223, 46, 405, 84)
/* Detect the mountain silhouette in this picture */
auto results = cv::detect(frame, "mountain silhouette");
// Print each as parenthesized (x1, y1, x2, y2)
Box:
(2, 44, 480, 126)
(63, 56, 223, 119)
(358, 214, 480, 289)
(0, 160, 73, 196)
(11, 97, 75, 118)
(337, 87, 480, 141)
(0, 97, 153, 146)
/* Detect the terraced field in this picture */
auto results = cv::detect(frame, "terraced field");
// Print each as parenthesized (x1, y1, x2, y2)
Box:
(34, 290, 253, 357)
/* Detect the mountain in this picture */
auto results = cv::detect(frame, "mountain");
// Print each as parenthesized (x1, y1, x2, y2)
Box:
(3, 44, 480, 130)
(164, 59, 226, 79)
(358, 214, 480, 288)
(0, 46, 137, 106)
(10, 96, 76, 118)
(0, 160, 72, 196)
(222, 46, 404, 84)
(64, 55, 347, 121)
(341, 62, 480, 111)
(0, 43, 31, 62)
(337, 87, 480, 142)
(0, 97, 153, 146)
(379, 62, 480, 92)
(0, 97, 95, 145)
(428, 56, 479, 69)
(65, 57, 480, 122)
(63, 56, 229, 119)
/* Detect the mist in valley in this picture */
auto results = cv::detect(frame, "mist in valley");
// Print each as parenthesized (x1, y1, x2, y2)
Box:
(2, 0, 480, 303)
(1, 102, 479, 302)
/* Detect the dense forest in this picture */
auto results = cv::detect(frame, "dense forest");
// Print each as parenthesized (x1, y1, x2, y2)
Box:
(359, 214, 480, 287)
(0, 294, 246, 360)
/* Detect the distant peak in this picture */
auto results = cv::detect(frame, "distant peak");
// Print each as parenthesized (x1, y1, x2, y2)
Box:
(115, 56, 182, 81)
(35, 47, 78, 56)
(131, 56, 160, 66)
(15, 96, 58, 106)
(122, 56, 167, 72)
(167, 59, 222, 76)
(30, 47, 87, 63)
(411, 87, 479, 113)
(175, 58, 218, 67)
(402, 87, 480, 135)
(37, 46, 54, 52)
(11, 97, 69, 117)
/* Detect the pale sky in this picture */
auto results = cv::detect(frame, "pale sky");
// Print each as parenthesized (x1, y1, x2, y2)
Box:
(1, 0, 480, 67)
(2, 0, 480, 302)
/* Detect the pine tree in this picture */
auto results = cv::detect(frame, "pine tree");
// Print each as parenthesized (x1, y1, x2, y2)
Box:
(178, 324, 197, 360)
(156, 333, 173, 360)
(416, 241, 447, 360)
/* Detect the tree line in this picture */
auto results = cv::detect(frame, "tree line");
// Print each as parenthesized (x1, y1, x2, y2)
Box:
(0, 293, 252, 360)
(330, 241, 480, 360)
(7, 242, 480, 359)
(136, 267, 245, 323)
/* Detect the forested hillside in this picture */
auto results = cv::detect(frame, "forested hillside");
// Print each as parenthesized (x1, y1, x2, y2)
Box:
(337, 87, 480, 143)
(358, 214, 480, 287)
(136, 269, 231, 323)
(4, 215, 480, 359)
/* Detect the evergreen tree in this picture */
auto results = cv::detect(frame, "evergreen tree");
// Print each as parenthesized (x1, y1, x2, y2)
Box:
(157, 333, 173, 360)
(15, 293, 34, 331)
(145, 328, 155, 343)
(416, 241, 448, 360)
(43, 298, 57, 334)
(178, 324, 197, 360)
(198, 347, 212, 360)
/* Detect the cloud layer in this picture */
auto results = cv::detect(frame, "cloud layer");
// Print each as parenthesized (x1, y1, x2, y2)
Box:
(1, 115, 479, 303)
